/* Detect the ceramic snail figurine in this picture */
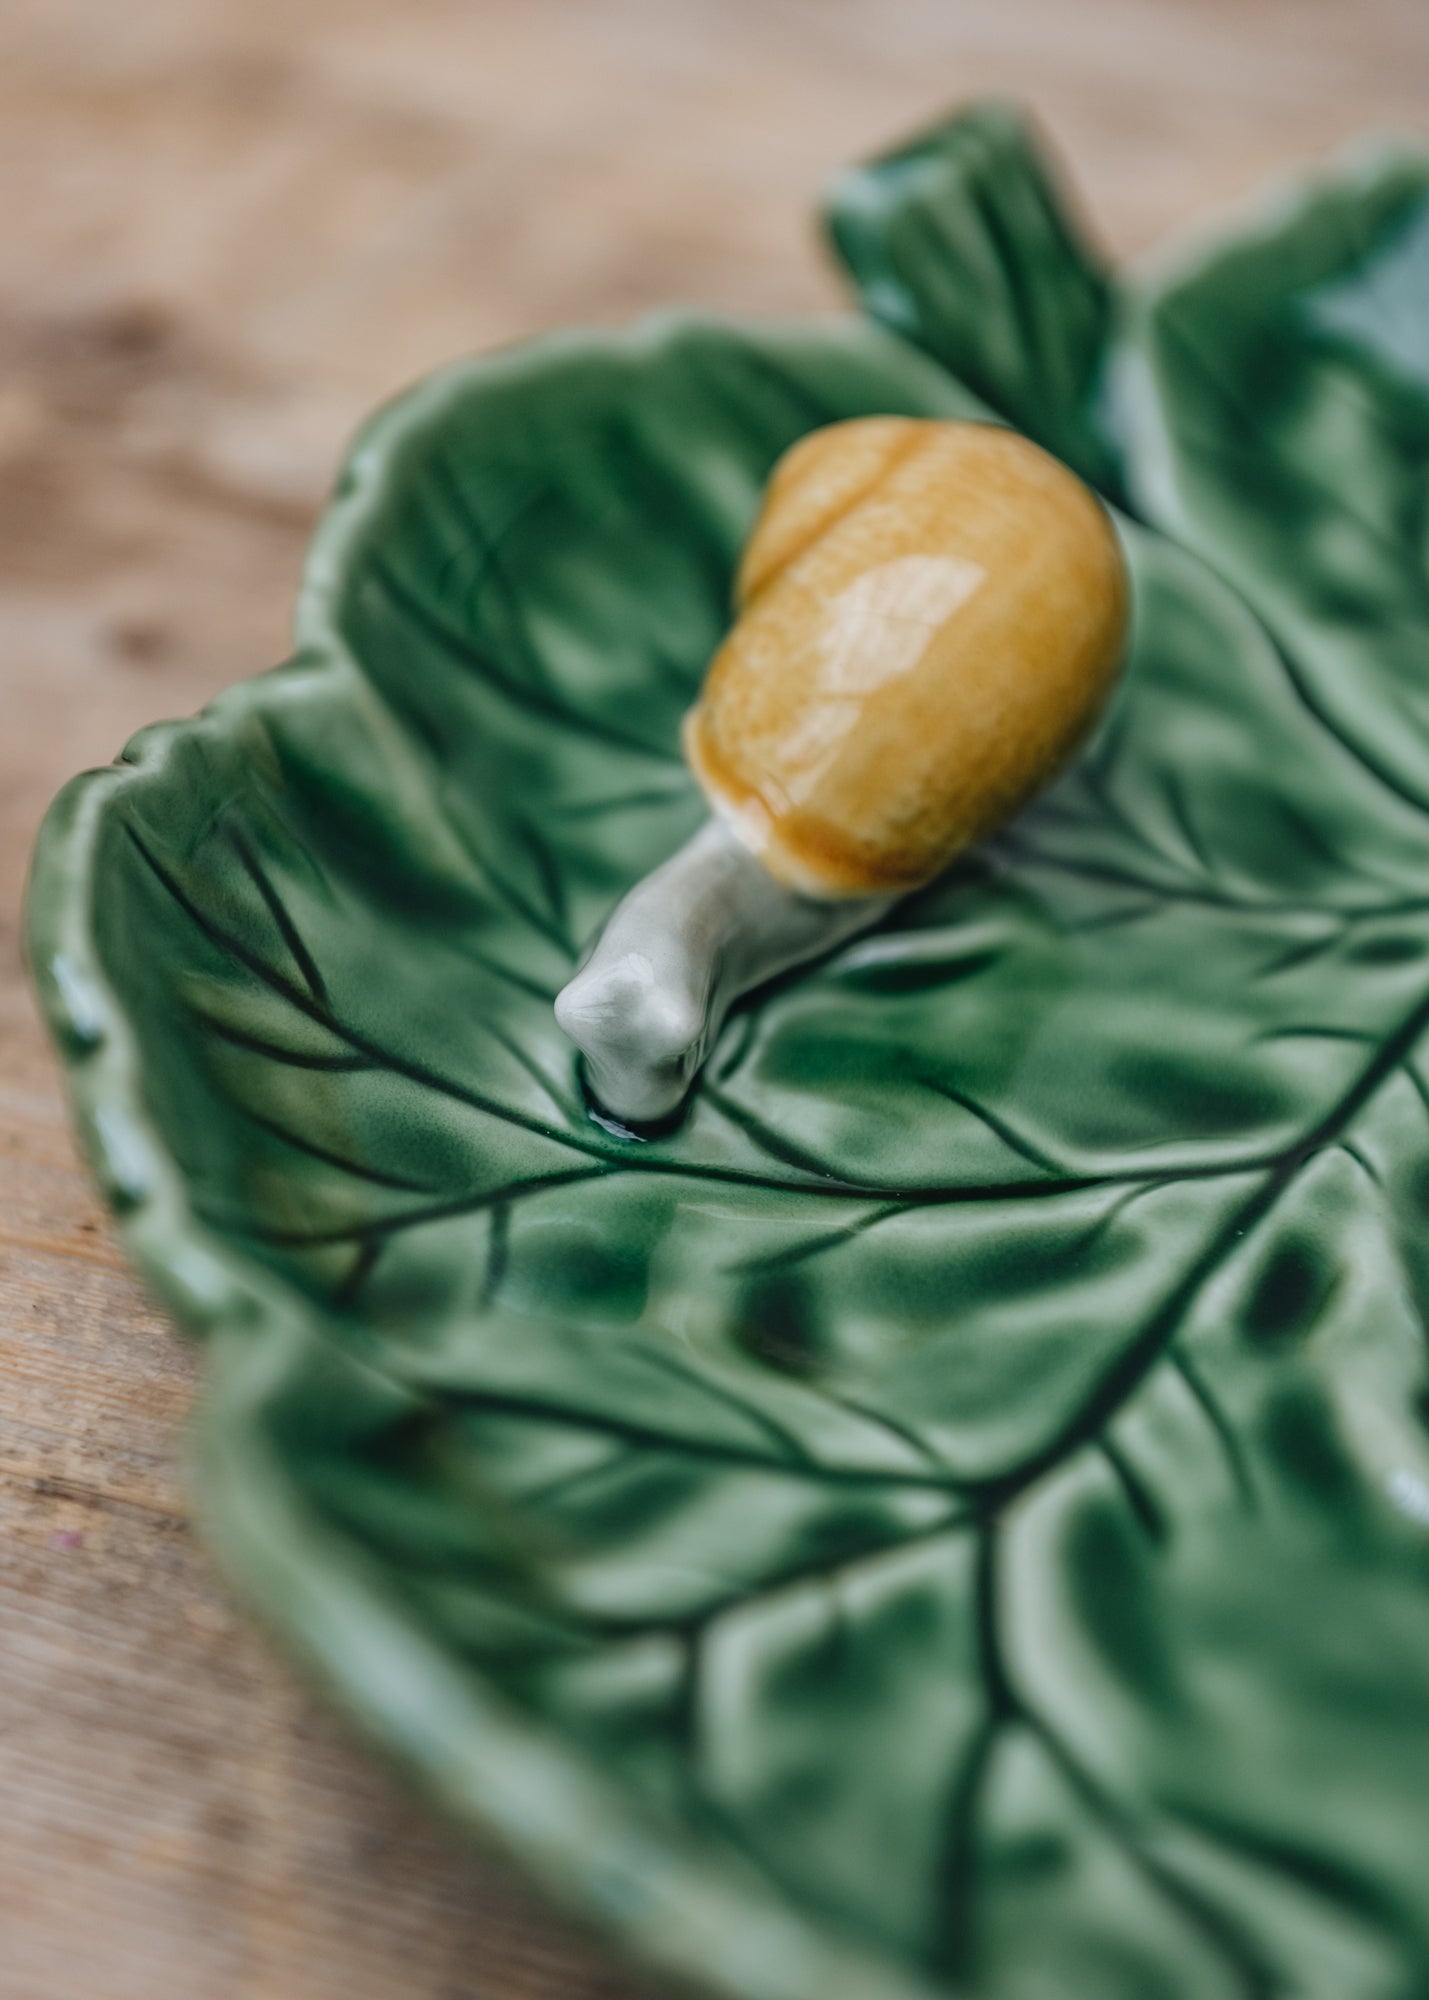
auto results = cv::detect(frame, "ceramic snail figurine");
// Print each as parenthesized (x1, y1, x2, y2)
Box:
(556, 416, 1129, 1129)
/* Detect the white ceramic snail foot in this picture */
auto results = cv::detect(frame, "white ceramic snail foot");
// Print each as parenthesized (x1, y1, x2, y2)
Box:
(555, 818, 890, 1129)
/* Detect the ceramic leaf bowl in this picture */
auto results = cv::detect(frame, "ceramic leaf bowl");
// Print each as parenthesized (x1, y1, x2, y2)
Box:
(28, 103, 1429, 2000)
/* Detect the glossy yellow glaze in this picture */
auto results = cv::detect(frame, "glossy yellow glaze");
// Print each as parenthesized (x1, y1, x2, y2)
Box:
(682, 416, 1128, 898)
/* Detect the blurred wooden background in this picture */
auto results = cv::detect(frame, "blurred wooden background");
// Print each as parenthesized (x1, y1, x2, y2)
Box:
(2, 2, 1427, 1995)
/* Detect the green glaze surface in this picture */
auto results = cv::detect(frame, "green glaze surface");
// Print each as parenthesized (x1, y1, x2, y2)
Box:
(26, 102, 1429, 2000)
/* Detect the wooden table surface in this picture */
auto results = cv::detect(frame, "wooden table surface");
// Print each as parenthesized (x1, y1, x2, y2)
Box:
(3, 3, 1428, 1994)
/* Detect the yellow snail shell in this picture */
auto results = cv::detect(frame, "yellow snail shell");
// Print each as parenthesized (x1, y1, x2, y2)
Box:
(682, 416, 1129, 899)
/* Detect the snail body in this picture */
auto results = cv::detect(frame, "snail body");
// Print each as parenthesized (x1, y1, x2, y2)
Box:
(556, 417, 1128, 1127)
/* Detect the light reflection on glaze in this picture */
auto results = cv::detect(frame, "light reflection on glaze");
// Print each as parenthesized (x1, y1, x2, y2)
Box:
(778, 552, 987, 806)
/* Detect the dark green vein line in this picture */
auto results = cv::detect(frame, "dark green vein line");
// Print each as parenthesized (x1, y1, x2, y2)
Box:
(1152, 323, 1429, 825)
(929, 1718, 1001, 1980)
(633, 1345, 820, 1467)
(1170, 1348, 1257, 1512)
(1024, 1704, 1279, 1997)
(430, 1387, 969, 1497)
(993, 1166, 1284, 1502)
(478, 1200, 510, 1311)
(237, 1105, 440, 1194)
(457, 942, 558, 1006)
(517, 818, 574, 955)
(478, 1011, 580, 1120)
(1064, 898, 1161, 935)
(1264, 616, 1429, 820)
(429, 462, 570, 705)
(1167, 1801, 1425, 1965)
(334, 1237, 381, 1309)
(1160, 765, 1216, 878)
(1256, 1023, 1377, 1046)
(428, 465, 550, 592)
(984, 1529, 1277, 1998)
(1339, 1138, 1384, 1188)
(819, 1386, 957, 1479)
(1403, 1059, 1429, 1127)
(1156, 313, 1426, 610)
(997, 961, 1429, 1500)
(728, 1200, 902, 1276)
(721, 343, 845, 440)
(1255, 931, 1338, 981)
(130, 826, 598, 1149)
(1078, 760, 1200, 883)
(710, 1008, 758, 1084)
(913, 1076, 1065, 1176)
(930, 1529, 1016, 1972)
(699, 1078, 900, 1185)
(224, 820, 329, 1006)
(997, 833, 1429, 922)
(1069, 1179, 1166, 1261)
(369, 544, 669, 764)
(441, 809, 575, 963)
(207, 1166, 612, 1246)
(191, 1010, 375, 1072)
(621, 1507, 970, 1649)
(549, 784, 693, 822)
(1100, 1434, 1167, 1544)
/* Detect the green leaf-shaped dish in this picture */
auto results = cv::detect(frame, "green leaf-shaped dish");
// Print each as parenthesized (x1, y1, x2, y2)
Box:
(28, 103, 1429, 2000)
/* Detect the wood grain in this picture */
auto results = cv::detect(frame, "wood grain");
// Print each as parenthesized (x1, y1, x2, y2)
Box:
(2, 3, 1426, 1994)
